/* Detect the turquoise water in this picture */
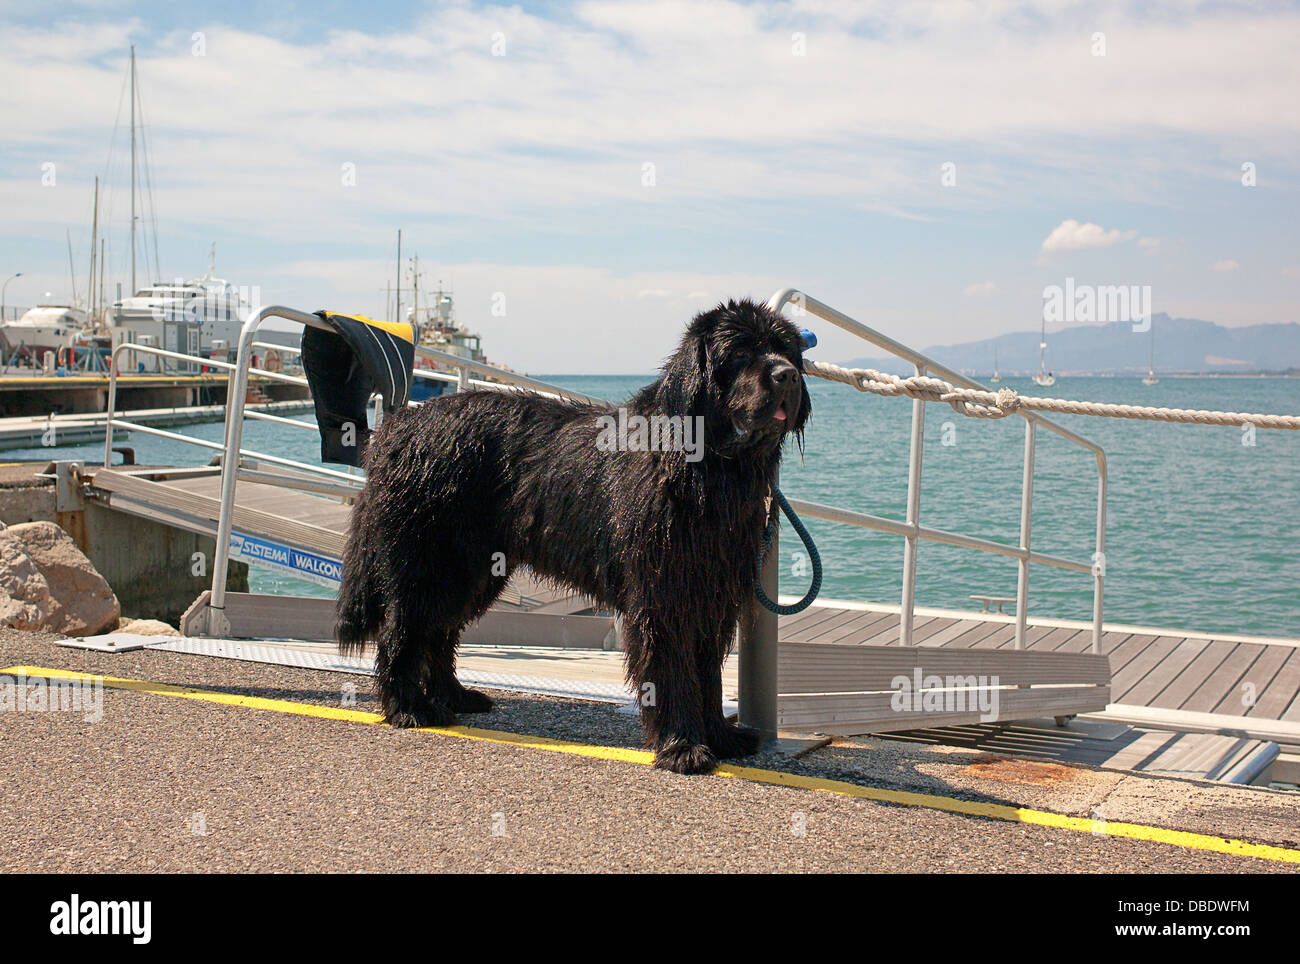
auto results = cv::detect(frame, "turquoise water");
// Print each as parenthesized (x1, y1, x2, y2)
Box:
(16, 374, 1300, 638)
(548, 375, 1300, 639)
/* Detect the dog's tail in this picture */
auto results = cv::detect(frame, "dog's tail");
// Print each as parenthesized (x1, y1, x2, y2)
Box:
(336, 503, 383, 656)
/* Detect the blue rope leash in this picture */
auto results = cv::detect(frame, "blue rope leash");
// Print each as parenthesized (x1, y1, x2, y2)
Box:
(755, 485, 822, 615)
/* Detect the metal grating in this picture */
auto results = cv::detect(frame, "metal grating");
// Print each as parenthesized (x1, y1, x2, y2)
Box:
(137, 635, 637, 704)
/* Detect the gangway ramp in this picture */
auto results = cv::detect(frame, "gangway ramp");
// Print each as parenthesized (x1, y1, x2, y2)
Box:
(84, 465, 616, 649)
(89, 465, 347, 559)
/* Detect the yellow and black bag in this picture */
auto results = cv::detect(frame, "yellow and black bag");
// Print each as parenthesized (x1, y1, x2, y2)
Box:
(301, 311, 415, 466)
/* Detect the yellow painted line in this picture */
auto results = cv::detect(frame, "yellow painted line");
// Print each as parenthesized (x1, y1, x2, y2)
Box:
(1, 666, 656, 765)
(8, 664, 1299, 865)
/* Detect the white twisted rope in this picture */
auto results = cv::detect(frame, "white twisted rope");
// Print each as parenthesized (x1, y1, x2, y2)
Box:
(804, 360, 1300, 430)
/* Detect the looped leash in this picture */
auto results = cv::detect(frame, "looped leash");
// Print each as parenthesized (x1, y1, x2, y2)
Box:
(755, 485, 822, 615)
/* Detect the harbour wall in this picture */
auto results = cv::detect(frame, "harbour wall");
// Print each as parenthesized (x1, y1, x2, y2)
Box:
(0, 464, 248, 624)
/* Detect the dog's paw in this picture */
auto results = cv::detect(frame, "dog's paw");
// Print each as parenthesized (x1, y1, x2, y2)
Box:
(383, 702, 457, 729)
(708, 723, 764, 760)
(452, 686, 494, 714)
(653, 738, 718, 775)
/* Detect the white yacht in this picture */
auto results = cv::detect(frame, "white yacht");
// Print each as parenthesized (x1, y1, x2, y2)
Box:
(1142, 316, 1159, 385)
(1033, 314, 1056, 387)
(110, 269, 255, 370)
(1, 305, 89, 363)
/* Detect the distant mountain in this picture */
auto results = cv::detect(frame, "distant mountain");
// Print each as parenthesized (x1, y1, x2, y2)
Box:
(839, 314, 1300, 376)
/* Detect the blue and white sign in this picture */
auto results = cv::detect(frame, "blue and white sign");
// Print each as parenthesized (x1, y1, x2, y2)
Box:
(229, 532, 342, 587)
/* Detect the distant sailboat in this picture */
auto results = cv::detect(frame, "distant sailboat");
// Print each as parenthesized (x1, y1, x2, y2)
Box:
(990, 344, 1001, 383)
(1032, 314, 1055, 386)
(1142, 317, 1159, 385)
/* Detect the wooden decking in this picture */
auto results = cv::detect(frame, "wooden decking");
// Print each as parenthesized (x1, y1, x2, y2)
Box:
(779, 601, 1300, 739)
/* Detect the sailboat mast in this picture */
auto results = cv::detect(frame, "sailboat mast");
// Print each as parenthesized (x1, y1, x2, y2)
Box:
(66, 230, 79, 306)
(89, 176, 99, 321)
(412, 254, 420, 329)
(129, 45, 137, 294)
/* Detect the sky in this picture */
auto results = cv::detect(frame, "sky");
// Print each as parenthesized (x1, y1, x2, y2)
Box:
(1, 0, 1297, 373)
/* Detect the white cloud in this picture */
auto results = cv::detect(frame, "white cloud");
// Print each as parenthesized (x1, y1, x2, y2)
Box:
(3, 2, 1299, 360)
(963, 281, 997, 296)
(1212, 259, 1240, 272)
(1, 2, 1298, 243)
(1039, 219, 1139, 258)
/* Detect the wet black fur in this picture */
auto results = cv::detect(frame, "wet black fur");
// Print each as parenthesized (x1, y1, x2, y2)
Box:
(336, 298, 811, 774)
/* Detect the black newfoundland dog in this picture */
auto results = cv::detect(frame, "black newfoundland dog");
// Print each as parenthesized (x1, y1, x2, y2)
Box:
(337, 298, 810, 773)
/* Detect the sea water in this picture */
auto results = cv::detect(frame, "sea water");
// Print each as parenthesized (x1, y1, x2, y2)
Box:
(15, 374, 1299, 639)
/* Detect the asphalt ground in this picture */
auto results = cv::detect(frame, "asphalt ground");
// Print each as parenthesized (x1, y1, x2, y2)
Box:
(2, 628, 1298, 873)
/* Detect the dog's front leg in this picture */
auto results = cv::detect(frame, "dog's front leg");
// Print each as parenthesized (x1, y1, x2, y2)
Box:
(623, 611, 717, 774)
(697, 629, 764, 760)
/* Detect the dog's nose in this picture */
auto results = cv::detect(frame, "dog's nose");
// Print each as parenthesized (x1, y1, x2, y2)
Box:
(769, 362, 797, 387)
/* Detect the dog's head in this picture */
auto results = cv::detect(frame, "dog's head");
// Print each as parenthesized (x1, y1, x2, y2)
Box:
(653, 298, 811, 458)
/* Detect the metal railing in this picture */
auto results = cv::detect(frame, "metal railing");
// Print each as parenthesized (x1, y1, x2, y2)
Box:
(770, 288, 1107, 647)
(739, 288, 1107, 740)
(102, 340, 362, 485)
(97, 309, 593, 636)
(104, 307, 592, 636)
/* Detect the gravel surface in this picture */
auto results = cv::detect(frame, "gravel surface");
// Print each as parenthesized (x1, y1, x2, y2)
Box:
(1, 628, 1295, 873)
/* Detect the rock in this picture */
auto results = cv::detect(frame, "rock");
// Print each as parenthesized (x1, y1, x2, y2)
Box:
(0, 522, 119, 636)
(0, 536, 59, 629)
(117, 618, 180, 637)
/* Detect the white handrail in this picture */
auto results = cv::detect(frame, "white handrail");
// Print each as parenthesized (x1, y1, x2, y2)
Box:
(766, 287, 1107, 655)
(200, 306, 604, 636)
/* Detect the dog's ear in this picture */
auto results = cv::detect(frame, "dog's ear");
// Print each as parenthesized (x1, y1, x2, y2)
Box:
(657, 327, 712, 418)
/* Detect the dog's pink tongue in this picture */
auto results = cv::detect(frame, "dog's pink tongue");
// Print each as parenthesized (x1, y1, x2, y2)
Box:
(773, 404, 788, 422)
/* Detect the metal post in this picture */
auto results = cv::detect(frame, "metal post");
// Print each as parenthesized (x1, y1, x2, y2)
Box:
(1, 272, 21, 324)
(103, 349, 120, 467)
(1015, 419, 1036, 649)
(129, 45, 137, 295)
(457, 365, 470, 393)
(204, 306, 343, 635)
(899, 364, 925, 645)
(1092, 453, 1108, 653)
(207, 319, 259, 635)
(740, 477, 779, 741)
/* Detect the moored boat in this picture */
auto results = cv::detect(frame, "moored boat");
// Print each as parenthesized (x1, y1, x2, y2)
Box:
(0, 305, 89, 365)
